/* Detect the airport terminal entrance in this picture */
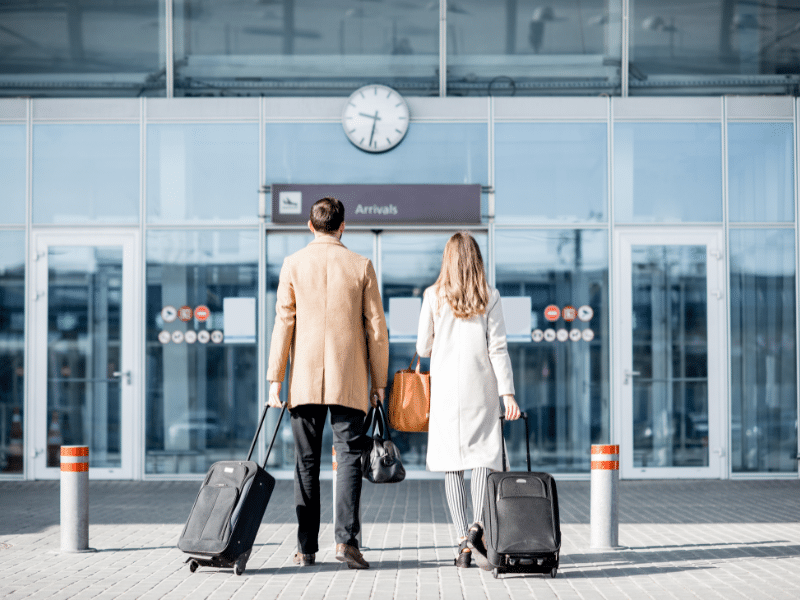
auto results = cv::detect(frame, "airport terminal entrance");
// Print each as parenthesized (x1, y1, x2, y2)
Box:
(615, 229, 727, 479)
(30, 231, 139, 480)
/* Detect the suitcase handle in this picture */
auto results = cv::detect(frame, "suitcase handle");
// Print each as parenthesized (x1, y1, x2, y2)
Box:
(246, 401, 288, 469)
(499, 412, 531, 472)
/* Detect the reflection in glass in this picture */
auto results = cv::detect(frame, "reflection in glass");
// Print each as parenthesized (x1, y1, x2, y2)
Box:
(265, 123, 488, 186)
(631, 245, 708, 468)
(33, 125, 139, 225)
(145, 230, 259, 474)
(730, 230, 797, 473)
(0, 233, 25, 473)
(381, 232, 487, 469)
(728, 123, 794, 223)
(47, 246, 123, 469)
(147, 124, 259, 224)
(0, 125, 26, 224)
(447, 0, 622, 95)
(630, 0, 800, 94)
(614, 123, 722, 223)
(265, 232, 373, 469)
(0, 1, 165, 97)
(174, 0, 438, 96)
(495, 123, 607, 223)
(495, 229, 609, 472)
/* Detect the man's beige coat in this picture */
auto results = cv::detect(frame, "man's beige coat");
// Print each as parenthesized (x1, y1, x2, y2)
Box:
(267, 235, 389, 414)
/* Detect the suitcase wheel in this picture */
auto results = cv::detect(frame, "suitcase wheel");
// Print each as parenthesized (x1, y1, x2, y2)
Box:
(233, 555, 247, 576)
(188, 560, 199, 574)
(549, 567, 557, 578)
(492, 567, 501, 579)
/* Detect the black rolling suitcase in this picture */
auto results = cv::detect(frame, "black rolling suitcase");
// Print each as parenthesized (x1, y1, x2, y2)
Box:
(483, 412, 561, 579)
(178, 402, 287, 575)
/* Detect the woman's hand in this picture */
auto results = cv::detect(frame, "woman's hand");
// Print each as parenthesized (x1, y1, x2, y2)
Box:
(502, 394, 521, 420)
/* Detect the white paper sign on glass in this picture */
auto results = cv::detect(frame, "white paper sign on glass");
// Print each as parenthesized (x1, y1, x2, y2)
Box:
(389, 297, 422, 340)
(500, 296, 532, 341)
(223, 297, 256, 343)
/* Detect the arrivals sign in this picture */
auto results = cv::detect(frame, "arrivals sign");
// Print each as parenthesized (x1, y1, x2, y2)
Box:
(271, 184, 482, 225)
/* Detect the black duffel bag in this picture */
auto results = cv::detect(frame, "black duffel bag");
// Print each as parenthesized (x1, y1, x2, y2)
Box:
(362, 400, 406, 484)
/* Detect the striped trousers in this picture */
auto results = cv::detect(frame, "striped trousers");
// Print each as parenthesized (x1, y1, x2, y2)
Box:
(444, 467, 490, 541)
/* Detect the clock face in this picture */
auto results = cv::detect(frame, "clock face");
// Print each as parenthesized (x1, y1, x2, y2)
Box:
(342, 84, 409, 153)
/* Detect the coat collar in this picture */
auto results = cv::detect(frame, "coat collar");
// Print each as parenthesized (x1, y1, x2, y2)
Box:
(309, 235, 345, 248)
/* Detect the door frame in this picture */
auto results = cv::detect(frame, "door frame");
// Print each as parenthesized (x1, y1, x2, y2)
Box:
(613, 227, 728, 479)
(29, 229, 141, 480)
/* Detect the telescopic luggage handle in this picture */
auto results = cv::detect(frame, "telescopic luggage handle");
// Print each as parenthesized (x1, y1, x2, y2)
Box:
(499, 412, 531, 472)
(246, 401, 288, 469)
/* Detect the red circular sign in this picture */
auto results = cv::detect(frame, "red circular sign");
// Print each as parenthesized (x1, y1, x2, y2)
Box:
(544, 305, 560, 322)
(562, 305, 577, 322)
(178, 306, 193, 322)
(195, 305, 210, 322)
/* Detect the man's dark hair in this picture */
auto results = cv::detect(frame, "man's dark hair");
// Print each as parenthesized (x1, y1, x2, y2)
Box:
(310, 197, 345, 233)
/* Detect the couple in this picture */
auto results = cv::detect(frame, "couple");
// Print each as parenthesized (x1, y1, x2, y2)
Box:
(266, 197, 520, 570)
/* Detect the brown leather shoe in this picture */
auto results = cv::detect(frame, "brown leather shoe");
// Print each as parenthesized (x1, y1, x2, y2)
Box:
(335, 543, 369, 569)
(292, 552, 315, 566)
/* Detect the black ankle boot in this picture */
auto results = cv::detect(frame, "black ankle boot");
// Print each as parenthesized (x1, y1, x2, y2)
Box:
(454, 539, 472, 568)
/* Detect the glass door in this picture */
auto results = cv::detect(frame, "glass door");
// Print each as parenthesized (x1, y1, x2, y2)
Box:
(31, 232, 139, 479)
(615, 229, 726, 479)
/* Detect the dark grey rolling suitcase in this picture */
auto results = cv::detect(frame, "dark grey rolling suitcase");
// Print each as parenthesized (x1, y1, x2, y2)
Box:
(178, 402, 287, 575)
(483, 412, 561, 579)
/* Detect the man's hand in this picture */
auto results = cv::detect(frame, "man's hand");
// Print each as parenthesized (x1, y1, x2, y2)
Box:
(371, 387, 385, 408)
(502, 394, 521, 420)
(267, 381, 283, 408)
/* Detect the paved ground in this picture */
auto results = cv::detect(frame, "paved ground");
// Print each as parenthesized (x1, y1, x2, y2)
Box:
(1, 478, 799, 599)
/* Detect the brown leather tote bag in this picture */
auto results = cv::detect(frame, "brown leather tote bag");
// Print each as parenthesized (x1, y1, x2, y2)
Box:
(388, 353, 430, 432)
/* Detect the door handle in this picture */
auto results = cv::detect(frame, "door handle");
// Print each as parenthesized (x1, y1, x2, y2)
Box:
(113, 371, 132, 385)
(624, 370, 640, 385)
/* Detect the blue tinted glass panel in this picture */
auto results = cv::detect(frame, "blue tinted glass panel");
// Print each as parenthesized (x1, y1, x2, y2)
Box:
(33, 125, 139, 224)
(495, 123, 607, 223)
(448, 0, 622, 96)
(0, 231, 25, 474)
(0, 1, 164, 98)
(728, 123, 794, 223)
(174, 0, 438, 96)
(147, 124, 259, 224)
(265, 123, 488, 186)
(614, 122, 722, 223)
(0, 125, 26, 224)
(495, 229, 609, 473)
(730, 229, 797, 473)
(145, 229, 259, 474)
(630, 0, 800, 95)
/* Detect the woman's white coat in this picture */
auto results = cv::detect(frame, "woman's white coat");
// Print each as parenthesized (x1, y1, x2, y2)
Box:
(416, 286, 515, 472)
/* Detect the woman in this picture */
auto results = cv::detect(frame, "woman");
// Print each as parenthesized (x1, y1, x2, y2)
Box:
(416, 231, 520, 569)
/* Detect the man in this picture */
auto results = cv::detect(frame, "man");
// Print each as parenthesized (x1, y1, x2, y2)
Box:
(267, 197, 389, 569)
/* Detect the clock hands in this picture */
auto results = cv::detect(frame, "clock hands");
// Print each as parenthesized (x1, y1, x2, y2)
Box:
(360, 111, 381, 148)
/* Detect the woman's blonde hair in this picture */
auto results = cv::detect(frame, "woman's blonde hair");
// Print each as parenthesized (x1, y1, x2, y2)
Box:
(433, 231, 490, 319)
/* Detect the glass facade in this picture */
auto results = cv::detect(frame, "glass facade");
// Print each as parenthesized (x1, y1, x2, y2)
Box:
(0, 232, 25, 474)
(147, 123, 259, 224)
(0, 125, 26, 225)
(495, 229, 610, 472)
(33, 124, 140, 225)
(0, 95, 798, 480)
(614, 122, 723, 223)
(2, 1, 797, 98)
(494, 122, 608, 224)
(145, 230, 259, 474)
(730, 229, 797, 473)
(0, 0, 166, 97)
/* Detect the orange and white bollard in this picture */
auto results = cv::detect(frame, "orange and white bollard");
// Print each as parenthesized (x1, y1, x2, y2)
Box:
(60, 446, 95, 553)
(590, 444, 620, 549)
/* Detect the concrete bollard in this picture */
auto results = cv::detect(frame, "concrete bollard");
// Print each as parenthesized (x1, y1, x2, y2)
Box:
(60, 446, 95, 553)
(590, 444, 621, 550)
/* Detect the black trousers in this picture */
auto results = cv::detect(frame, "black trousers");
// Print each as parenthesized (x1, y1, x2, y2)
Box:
(290, 403, 366, 554)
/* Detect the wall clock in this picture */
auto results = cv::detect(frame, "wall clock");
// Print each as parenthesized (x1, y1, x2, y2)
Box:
(342, 84, 409, 153)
